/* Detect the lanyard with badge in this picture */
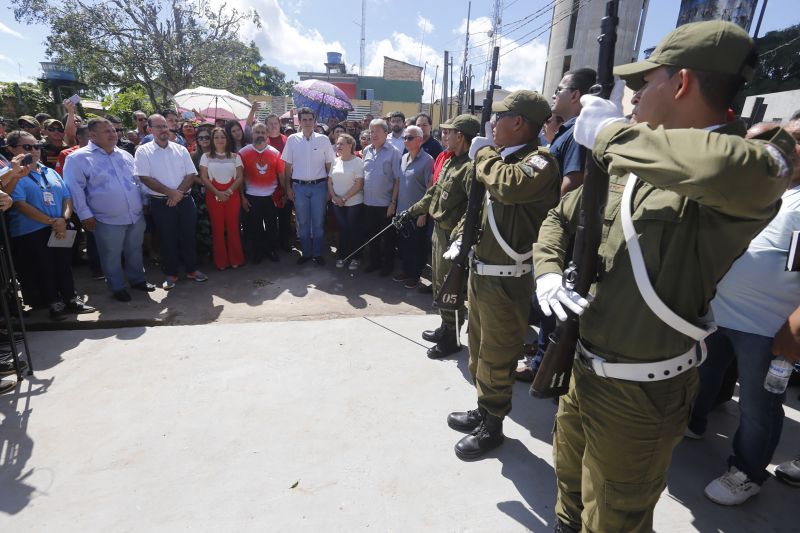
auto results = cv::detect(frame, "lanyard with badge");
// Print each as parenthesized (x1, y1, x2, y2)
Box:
(28, 169, 57, 207)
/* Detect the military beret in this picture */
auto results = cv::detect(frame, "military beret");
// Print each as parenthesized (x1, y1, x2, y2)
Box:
(614, 20, 755, 91)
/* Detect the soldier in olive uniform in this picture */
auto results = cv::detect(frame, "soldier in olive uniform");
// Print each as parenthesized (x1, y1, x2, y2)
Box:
(406, 114, 480, 358)
(445, 91, 561, 459)
(533, 21, 797, 533)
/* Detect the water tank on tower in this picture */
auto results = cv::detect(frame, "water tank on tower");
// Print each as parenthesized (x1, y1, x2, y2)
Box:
(326, 52, 346, 75)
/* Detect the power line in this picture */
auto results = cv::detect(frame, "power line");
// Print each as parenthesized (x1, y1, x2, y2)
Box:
(464, 0, 569, 56)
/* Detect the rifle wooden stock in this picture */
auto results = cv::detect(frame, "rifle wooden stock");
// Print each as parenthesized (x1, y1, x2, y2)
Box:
(435, 46, 500, 311)
(530, 1, 619, 399)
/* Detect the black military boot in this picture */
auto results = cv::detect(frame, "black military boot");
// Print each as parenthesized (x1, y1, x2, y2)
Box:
(447, 406, 484, 432)
(421, 322, 446, 342)
(426, 328, 461, 359)
(454, 413, 504, 460)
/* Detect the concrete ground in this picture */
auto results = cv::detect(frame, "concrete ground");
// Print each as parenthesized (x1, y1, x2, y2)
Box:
(1, 313, 799, 532)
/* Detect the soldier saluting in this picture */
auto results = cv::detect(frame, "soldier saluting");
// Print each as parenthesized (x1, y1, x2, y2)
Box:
(405, 114, 480, 358)
(533, 21, 796, 533)
(445, 91, 561, 459)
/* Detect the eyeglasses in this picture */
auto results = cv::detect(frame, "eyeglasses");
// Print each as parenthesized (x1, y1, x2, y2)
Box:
(403, 136, 419, 141)
(136, 117, 146, 122)
(492, 111, 517, 122)
(12, 143, 44, 151)
(554, 86, 577, 96)
(114, 128, 124, 134)
(196, 135, 211, 141)
(47, 127, 64, 133)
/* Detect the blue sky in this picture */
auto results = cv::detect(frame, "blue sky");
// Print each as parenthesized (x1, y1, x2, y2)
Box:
(0, 0, 796, 102)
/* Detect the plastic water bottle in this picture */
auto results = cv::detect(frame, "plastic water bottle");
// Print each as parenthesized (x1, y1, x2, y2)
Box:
(764, 357, 793, 393)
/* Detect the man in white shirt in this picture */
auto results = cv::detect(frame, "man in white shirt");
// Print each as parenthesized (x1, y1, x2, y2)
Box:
(281, 107, 335, 265)
(386, 111, 406, 153)
(134, 114, 207, 290)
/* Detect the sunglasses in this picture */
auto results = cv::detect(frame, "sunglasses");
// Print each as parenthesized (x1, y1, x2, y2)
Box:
(13, 143, 44, 151)
(403, 136, 419, 141)
(196, 135, 211, 141)
(48, 127, 65, 133)
(114, 128, 124, 134)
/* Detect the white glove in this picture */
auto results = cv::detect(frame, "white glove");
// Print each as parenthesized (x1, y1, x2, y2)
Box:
(443, 239, 462, 261)
(468, 125, 494, 160)
(535, 272, 591, 322)
(573, 79, 627, 148)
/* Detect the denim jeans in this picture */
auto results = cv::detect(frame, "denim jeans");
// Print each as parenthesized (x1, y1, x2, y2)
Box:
(293, 181, 327, 257)
(332, 203, 364, 259)
(688, 327, 785, 484)
(149, 195, 198, 276)
(93, 217, 147, 292)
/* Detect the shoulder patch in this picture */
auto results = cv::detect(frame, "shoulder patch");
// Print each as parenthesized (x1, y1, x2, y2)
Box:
(527, 154, 550, 170)
(765, 144, 790, 178)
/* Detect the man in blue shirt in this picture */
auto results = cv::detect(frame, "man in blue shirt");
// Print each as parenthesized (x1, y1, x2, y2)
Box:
(517, 68, 596, 383)
(64, 118, 156, 302)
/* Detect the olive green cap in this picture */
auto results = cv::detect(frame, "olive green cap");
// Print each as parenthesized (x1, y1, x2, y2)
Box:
(43, 118, 64, 129)
(17, 115, 38, 127)
(492, 90, 551, 125)
(440, 114, 480, 137)
(614, 20, 755, 91)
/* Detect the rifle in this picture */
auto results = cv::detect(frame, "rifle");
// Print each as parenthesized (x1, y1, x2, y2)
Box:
(530, 0, 619, 399)
(435, 46, 500, 313)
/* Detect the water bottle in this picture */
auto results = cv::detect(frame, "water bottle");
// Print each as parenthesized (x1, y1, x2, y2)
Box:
(764, 357, 793, 393)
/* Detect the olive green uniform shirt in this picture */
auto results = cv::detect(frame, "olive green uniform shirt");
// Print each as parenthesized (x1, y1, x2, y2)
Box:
(534, 121, 794, 362)
(408, 152, 471, 233)
(459, 142, 561, 265)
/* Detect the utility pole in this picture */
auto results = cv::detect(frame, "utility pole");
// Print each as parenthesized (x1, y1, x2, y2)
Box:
(449, 55, 454, 120)
(441, 51, 449, 123)
(484, 0, 503, 88)
(753, 0, 769, 38)
(458, 2, 472, 114)
(359, 0, 366, 74)
(431, 64, 439, 119)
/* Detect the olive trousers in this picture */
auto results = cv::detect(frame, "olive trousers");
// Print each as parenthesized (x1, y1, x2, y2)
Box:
(466, 271, 532, 417)
(554, 360, 698, 532)
(431, 223, 464, 329)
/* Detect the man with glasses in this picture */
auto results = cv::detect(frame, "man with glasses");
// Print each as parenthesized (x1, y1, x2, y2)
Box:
(40, 118, 68, 169)
(16, 116, 41, 140)
(64, 118, 155, 302)
(445, 90, 560, 460)
(133, 111, 148, 142)
(138, 109, 187, 147)
(134, 114, 207, 290)
(107, 115, 136, 156)
(393, 125, 432, 289)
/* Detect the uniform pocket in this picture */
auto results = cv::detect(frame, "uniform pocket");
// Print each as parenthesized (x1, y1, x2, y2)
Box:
(604, 478, 664, 513)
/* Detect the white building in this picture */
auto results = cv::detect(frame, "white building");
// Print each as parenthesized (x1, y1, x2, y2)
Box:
(741, 90, 800, 124)
(542, 0, 649, 98)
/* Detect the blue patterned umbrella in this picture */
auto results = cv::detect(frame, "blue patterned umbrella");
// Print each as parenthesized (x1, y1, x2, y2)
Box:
(292, 79, 354, 123)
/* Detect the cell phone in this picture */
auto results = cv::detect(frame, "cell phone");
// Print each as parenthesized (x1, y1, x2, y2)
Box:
(66, 94, 81, 106)
(21, 154, 33, 166)
(181, 110, 194, 120)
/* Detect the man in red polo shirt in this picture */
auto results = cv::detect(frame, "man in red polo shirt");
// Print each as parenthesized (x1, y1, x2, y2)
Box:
(240, 122, 284, 263)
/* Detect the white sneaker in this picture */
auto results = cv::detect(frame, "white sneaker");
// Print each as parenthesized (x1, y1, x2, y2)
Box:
(335, 259, 345, 268)
(775, 458, 800, 487)
(704, 467, 761, 505)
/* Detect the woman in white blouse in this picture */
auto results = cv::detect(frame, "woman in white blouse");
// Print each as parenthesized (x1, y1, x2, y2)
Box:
(328, 133, 365, 269)
(199, 127, 245, 270)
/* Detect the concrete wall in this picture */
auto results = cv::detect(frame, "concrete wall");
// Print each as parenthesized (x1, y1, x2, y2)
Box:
(741, 89, 800, 124)
(542, 0, 648, 98)
(383, 57, 423, 82)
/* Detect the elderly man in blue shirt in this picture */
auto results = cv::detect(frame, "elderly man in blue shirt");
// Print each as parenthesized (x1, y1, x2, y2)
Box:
(64, 118, 155, 302)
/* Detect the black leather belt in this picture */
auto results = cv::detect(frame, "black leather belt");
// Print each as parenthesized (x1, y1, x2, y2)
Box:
(292, 178, 327, 185)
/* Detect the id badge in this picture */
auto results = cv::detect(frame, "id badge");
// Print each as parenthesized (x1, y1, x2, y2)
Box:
(42, 191, 56, 206)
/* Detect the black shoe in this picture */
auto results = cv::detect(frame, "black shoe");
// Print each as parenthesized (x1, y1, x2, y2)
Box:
(281, 243, 293, 253)
(268, 251, 280, 262)
(0, 379, 15, 395)
(113, 290, 132, 302)
(131, 282, 156, 292)
(454, 413, 504, 460)
(66, 297, 96, 314)
(0, 357, 27, 377)
(554, 519, 579, 533)
(447, 407, 484, 432)
(312, 256, 325, 266)
(364, 263, 381, 273)
(427, 331, 461, 359)
(49, 302, 68, 321)
(297, 256, 311, 265)
(422, 323, 446, 342)
(418, 283, 433, 294)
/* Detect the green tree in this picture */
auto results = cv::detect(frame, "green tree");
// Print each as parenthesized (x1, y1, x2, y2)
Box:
(0, 82, 53, 117)
(233, 59, 295, 97)
(735, 24, 800, 111)
(12, 0, 262, 107)
(101, 85, 155, 127)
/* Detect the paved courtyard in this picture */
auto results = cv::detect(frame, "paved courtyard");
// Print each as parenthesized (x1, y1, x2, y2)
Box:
(1, 312, 798, 532)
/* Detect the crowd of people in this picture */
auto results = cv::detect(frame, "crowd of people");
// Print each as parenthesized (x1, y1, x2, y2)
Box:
(0, 19, 798, 533)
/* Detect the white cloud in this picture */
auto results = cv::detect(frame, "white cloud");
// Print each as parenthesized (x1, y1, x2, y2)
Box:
(0, 21, 24, 39)
(222, 0, 348, 72)
(416, 15, 433, 34)
(0, 54, 14, 65)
